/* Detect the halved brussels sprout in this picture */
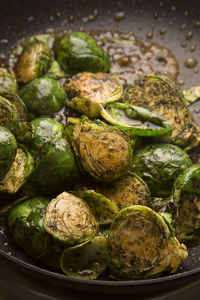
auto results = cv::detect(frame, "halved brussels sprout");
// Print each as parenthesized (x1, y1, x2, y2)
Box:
(76, 172, 150, 209)
(60, 236, 108, 279)
(20, 118, 64, 159)
(8, 197, 51, 260)
(71, 190, 118, 225)
(28, 139, 80, 195)
(100, 102, 172, 137)
(107, 205, 187, 280)
(0, 126, 17, 181)
(132, 144, 192, 197)
(171, 165, 200, 243)
(0, 95, 20, 135)
(124, 75, 200, 150)
(66, 72, 123, 118)
(56, 32, 110, 74)
(0, 146, 34, 194)
(15, 42, 52, 83)
(20, 77, 66, 115)
(43, 192, 99, 246)
(66, 117, 133, 182)
(0, 68, 18, 93)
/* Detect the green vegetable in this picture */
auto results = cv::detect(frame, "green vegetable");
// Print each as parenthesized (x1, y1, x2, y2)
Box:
(60, 236, 108, 279)
(0, 146, 34, 194)
(66, 72, 123, 118)
(0, 95, 20, 135)
(0, 126, 17, 181)
(0, 92, 27, 122)
(182, 86, 200, 106)
(47, 60, 66, 79)
(66, 116, 133, 182)
(43, 192, 99, 245)
(20, 77, 66, 115)
(132, 144, 192, 197)
(107, 205, 188, 280)
(124, 75, 200, 150)
(28, 139, 80, 195)
(171, 165, 200, 243)
(71, 190, 118, 225)
(0, 68, 18, 93)
(56, 32, 110, 74)
(15, 42, 52, 83)
(100, 102, 172, 136)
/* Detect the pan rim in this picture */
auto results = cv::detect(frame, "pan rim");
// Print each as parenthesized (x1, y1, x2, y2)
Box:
(0, 248, 200, 286)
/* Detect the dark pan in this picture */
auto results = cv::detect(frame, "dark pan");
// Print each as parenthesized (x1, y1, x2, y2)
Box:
(1, 0, 200, 297)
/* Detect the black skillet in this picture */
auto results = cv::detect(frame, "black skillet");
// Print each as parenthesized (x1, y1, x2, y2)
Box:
(0, 0, 200, 298)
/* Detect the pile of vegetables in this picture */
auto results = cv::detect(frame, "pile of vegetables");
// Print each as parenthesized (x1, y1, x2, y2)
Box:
(1, 31, 200, 280)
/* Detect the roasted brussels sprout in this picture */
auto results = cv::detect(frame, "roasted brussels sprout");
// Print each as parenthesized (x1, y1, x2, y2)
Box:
(56, 32, 110, 74)
(20, 77, 66, 115)
(8, 197, 51, 259)
(0, 92, 27, 122)
(0, 95, 20, 135)
(66, 117, 133, 182)
(0, 146, 34, 194)
(124, 75, 200, 150)
(76, 172, 150, 209)
(71, 190, 118, 225)
(171, 165, 200, 243)
(28, 139, 80, 195)
(107, 205, 187, 280)
(132, 144, 192, 197)
(100, 102, 172, 137)
(0, 126, 17, 181)
(15, 42, 52, 83)
(0, 68, 18, 93)
(20, 118, 64, 159)
(60, 236, 108, 279)
(43, 192, 99, 245)
(66, 72, 123, 118)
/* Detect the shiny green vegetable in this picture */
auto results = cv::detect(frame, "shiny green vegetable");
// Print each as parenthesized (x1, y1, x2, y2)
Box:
(0, 126, 17, 181)
(20, 77, 66, 115)
(124, 75, 200, 150)
(0, 95, 20, 135)
(132, 144, 192, 197)
(66, 116, 133, 182)
(171, 165, 200, 243)
(60, 236, 108, 279)
(43, 192, 99, 245)
(107, 205, 188, 280)
(0, 146, 34, 194)
(66, 72, 123, 118)
(0, 68, 18, 93)
(56, 32, 110, 74)
(100, 102, 172, 136)
(71, 190, 118, 225)
(15, 42, 52, 83)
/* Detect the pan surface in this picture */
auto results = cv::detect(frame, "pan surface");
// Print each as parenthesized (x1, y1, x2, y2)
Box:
(1, 0, 200, 296)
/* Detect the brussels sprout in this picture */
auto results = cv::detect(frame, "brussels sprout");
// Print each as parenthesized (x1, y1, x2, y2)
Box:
(0, 126, 17, 181)
(60, 236, 108, 279)
(0, 146, 34, 194)
(0, 91, 27, 121)
(28, 139, 80, 195)
(0, 95, 20, 135)
(107, 205, 187, 280)
(20, 118, 64, 159)
(48, 60, 65, 79)
(66, 72, 123, 118)
(124, 75, 200, 150)
(66, 117, 133, 182)
(20, 77, 66, 115)
(100, 102, 172, 137)
(132, 144, 192, 197)
(15, 42, 52, 83)
(171, 166, 200, 243)
(76, 172, 150, 209)
(56, 32, 110, 74)
(71, 190, 118, 225)
(182, 86, 200, 106)
(8, 197, 51, 259)
(0, 68, 18, 93)
(43, 192, 99, 246)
